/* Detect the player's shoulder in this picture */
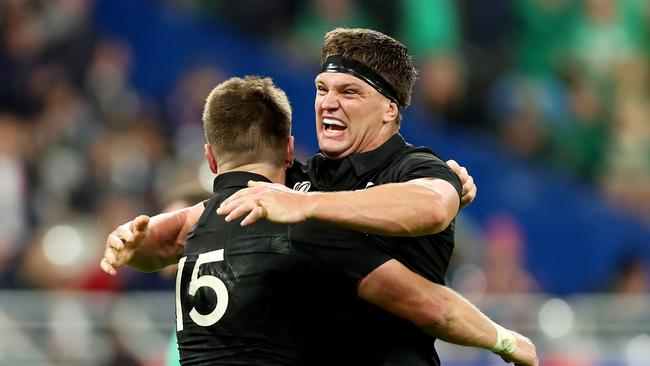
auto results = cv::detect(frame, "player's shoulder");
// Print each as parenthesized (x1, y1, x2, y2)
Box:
(399, 143, 446, 165)
(389, 143, 450, 174)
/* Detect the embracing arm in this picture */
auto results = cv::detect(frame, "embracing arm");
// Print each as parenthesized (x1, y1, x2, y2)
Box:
(217, 160, 474, 237)
(100, 202, 205, 274)
(357, 259, 538, 365)
(304, 178, 459, 236)
(218, 178, 459, 237)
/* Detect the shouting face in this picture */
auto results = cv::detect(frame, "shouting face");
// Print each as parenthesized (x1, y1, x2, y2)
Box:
(314, 72, 399, 159)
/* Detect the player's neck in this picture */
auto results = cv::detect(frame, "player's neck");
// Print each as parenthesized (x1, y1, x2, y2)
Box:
(218, 163, 286, 185)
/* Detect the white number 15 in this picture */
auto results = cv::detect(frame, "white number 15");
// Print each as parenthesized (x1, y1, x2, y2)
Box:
(175, 249, 229, 331)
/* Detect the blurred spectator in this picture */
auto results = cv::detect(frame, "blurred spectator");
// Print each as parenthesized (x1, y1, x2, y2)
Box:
(0, 1, 649, 364)
(565, 0, 640, 87)
(85, 38, 139, 124)
(511, 0, 578, 78)
(488, 0, 576, 159)
(612, 257, 649, 294)
(598, 19, 650, 221)
(0, 116, 28, 287)
(290, 0, 376, 60)
(397, 0, 467, 124)
(186, 0, 299, 40)
(455, 0, 515, 127)
(549, 68, 609, 181)
(481, 213, 538, 294)
(164, 64, 224, 164)
(488, 72, 564, 158)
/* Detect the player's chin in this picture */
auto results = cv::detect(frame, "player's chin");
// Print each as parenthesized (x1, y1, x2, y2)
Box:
(318, 141, 351, 159)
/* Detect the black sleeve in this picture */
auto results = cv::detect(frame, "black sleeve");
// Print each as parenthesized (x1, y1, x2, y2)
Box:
(394, 151, 462, 201)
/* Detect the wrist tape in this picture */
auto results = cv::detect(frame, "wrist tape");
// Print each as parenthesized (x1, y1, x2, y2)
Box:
(490, 323, 517, 355)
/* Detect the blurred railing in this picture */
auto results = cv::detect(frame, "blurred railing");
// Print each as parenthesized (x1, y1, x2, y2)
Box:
(0, 291, 648, 365)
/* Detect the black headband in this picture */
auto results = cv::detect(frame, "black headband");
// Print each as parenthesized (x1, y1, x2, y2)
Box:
(321, 55, 401, 108)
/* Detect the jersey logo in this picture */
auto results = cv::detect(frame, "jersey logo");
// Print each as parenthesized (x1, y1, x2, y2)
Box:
(354, 181, 375, 192)
(293, 181, 312, 192)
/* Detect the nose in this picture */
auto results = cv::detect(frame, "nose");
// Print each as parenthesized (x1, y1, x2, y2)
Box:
(320, 90, 339, 111)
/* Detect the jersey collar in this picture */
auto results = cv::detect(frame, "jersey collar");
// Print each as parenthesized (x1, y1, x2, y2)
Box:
(346, 133, 407, 176)
(213, 171, 272, 192)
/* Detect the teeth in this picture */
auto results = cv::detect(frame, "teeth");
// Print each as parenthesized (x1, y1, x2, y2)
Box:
(323, 118, 346, 127)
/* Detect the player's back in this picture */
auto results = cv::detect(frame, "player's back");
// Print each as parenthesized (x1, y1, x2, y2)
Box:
(175, 172, 316, 365)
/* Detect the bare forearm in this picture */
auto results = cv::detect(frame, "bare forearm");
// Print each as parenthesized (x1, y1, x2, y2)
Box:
(126, 254, 180, 272)
(416, 286, 497, 348)
(307, 181, 454, 236)
(128, 211, 188, 271)
(358, 260, 496, 349)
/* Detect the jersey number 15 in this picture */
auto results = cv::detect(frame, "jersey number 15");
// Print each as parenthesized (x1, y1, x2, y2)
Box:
(175, 249, 229, 331)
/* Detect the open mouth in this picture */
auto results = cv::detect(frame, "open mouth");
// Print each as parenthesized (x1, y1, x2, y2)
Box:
(323, 118, 347, 136)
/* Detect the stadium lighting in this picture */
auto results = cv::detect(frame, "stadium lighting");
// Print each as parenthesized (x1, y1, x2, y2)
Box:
(42, 225, 83, 267)
(538, 298, 574, 338)
(624, 333, 650, 366)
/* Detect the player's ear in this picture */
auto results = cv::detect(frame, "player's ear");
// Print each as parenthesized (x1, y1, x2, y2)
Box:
(204, 143, 218, 173)
(286, 136, 295, 168)
(383, 101, 399, 124)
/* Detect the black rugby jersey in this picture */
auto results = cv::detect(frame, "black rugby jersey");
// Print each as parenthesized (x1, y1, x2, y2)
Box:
(286, 133, 462, 366)
(176, 171, 390, 366)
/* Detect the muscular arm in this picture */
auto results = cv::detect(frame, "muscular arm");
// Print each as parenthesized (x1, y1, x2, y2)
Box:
(218, 177, 460, 237)
(304, 178, 459, 236)
(357, 260, 537, 365)
(101, 203, 204, 274)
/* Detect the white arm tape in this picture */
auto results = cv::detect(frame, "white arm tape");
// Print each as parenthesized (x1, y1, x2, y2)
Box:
(490, 323, 517, 355)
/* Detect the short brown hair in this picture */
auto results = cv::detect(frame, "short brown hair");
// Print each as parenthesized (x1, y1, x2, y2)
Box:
(203, 76, 292, 166)
(321, 28, 417, 109)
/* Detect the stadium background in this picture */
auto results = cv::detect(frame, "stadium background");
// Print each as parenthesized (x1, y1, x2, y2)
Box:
(0, 0, 649, 364)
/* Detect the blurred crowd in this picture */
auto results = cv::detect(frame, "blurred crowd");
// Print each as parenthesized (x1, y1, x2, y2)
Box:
(0, 1, 649, 365)
(1, 0, 648, 296)
(0, 0, 219, 293)
(183, 0, 650, 218)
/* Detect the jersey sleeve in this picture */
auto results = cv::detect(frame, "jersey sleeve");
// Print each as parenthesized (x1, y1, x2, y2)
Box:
(394, 151, 462, 200)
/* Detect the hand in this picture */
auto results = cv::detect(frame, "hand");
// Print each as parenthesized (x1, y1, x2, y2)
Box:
(446, 159, 476, 209)
(216, 181, 312, 226)
(499, 331, 538, 366)
(99, 215, 150, 276)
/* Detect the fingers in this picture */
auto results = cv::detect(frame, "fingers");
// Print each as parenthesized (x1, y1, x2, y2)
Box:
(101, 224, 136, 276)
(133, 215, 149, 232)
(101, 233, 123, 276)
(247, 180, 273, 188)
(460, 175, 476, 208)
(220, 186, 260, 207)
(446, 159, 460, 173)
(100, 258, 117, 276)
(218, 191, 263, 216)
(223, 199, 259, 223)
(132, 215, 150, 242)
(507, 331, 538, 366)
(114, 226, 134, 244)
(240, 205, 267, 226)
(106, 233, 125, 251)
(219, 196, 269, 226)
(457, 166, 469, 182)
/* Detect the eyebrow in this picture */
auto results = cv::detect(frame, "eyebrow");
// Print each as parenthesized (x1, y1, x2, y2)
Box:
(315, 79, 363, 91)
